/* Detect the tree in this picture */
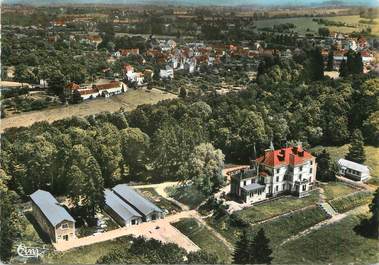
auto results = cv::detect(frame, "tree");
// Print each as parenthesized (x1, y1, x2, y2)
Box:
(179, 87, 187, 98)
(326, 50, 334, 71)
(368, 188, 379, 238)
(363, 111, 379, 146)
(47, 70, 66, 97)
(339, 59, 348, 77)
(96, 237, 186, 264)
(121, 128, 150, 180)
(318, 27, 330, 37)
(187, 250, 220, 264)
(250, 228, 273, 264)
(0, 171, 19, 262)
(316, 149, 336, 182)
(307, 47, 324, 81)
(67, 145, 105, 218)
(233, 230, 250, 264)
(346, 129, 365, 164)
(180, 143, 225, 195)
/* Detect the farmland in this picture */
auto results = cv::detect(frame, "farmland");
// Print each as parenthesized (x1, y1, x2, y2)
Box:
(255, 15, 379, 36)
(0, 88, 177, 132)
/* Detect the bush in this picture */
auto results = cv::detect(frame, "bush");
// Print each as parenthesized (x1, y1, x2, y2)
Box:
(329, 191, 373, 213)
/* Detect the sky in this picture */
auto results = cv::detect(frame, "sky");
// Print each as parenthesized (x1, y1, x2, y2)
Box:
(3, 0, 379, 6)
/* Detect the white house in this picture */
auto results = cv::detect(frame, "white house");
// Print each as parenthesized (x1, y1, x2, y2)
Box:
(231, 145, 317, 203)
(337, 158, 370, 181)
(95, 81, 127, 97)
(160, 67, 174, 79)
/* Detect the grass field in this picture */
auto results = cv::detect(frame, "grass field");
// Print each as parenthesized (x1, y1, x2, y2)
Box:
(1, 88, 177, 132)
(166, 184, 208, 209)
(235, 190, 320, 224)
(207, 206, 328, 247)
(172, 218, 232, 263)
(42, 236, 133, 264)
(255, 15, 378, 36)
(310, 145, 379, 185)
(137, 188, 182, 214)
(329, 191, 373, 213)
(274, 214, 379, 264)
(322, 182, 357, 201)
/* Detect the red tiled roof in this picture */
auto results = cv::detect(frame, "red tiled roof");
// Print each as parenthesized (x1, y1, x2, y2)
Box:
(78, 88, 98, 95)
(95, 81, 121, 90)
(256, 146, 314, 167)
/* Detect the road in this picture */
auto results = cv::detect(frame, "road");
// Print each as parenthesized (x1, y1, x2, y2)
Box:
(53, 210, 201, 252)
(1, 88, 176, 132)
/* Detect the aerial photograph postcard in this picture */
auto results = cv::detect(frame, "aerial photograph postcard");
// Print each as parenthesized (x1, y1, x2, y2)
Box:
(0, 0, 378, 264)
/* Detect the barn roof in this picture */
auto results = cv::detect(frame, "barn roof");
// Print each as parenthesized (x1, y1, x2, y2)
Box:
(30, 190, 75, 226)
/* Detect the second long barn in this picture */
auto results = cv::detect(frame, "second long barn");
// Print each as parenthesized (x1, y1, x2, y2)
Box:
(104, 184, 164, 227)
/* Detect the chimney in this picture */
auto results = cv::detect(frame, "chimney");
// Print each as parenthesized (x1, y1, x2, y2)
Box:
(289, 153, 295, 165)
(292, 146, 298, 154)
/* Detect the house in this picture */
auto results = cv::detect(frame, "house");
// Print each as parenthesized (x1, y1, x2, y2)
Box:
(104, 189, 142, 227)
(95, 81, 127, 97)
(112, 184, 164, 221)
(30, 190, 75, 243)
(159, 67, 174, 79)
(231, 145, 317, 204)
(337, 158, 370, 181)
(77, 88, 100, 100)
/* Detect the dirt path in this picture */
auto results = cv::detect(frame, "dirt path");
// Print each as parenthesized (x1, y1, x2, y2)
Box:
(190, 211, 235, 252)
(1, 89, 176, 132)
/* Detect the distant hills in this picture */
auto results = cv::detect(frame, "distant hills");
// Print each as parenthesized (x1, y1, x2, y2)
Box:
(3, 0, 378, 6)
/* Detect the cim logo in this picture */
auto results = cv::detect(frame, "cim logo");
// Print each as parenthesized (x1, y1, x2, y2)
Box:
(16, 244, 48, 258)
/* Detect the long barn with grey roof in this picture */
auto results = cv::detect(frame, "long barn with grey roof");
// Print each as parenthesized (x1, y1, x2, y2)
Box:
(112, 184, 164, 221)
(104, 189, 142, 227)
(30, 190, 75, 243)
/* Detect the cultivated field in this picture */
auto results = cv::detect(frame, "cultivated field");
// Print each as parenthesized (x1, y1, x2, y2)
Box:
(255, 15, 379, 36)
(0, 88, 177, 132)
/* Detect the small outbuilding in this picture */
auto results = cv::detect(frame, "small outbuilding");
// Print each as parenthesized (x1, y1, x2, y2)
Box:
(337, 158, 370, 181)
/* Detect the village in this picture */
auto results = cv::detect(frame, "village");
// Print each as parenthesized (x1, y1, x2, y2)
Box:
(1, 3, 379, 265)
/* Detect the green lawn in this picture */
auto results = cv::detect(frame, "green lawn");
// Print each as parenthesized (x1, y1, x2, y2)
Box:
(310, 145, 379, 186)
(207, 205, 328, 247)
(235, 191, 320, 224)
(137, 188, 182, 214)
(322, 182, 357, 201)
(329, 191, 373, 213)
(274, 214, 379, 264)
(42, 236, 133, 264)
(172, 218, 232, 263)
(166, 184, 208, 209)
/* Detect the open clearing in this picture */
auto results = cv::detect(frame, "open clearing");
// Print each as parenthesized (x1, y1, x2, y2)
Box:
(322, 182, 357, 201)
(235, 190, 319, 224)
(274, 214, 379, 264)
(255, 15, 378, 36)
(1, 88, 176, 132)
(310, 145, 379, 186)
(172, 218, 233, 263)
